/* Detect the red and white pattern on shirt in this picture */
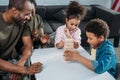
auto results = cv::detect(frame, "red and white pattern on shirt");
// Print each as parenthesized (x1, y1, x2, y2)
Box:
(111, 0, 120, 12)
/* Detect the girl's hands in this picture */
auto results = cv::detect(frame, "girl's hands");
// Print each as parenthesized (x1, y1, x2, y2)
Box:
(64, 28, 72, 38)
(56, 40, 64, 49)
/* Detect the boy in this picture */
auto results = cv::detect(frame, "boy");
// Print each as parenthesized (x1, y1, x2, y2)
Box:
(64, 18, 117, 77)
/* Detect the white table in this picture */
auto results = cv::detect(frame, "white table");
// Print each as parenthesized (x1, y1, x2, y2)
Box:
(31, 46, 116, 80)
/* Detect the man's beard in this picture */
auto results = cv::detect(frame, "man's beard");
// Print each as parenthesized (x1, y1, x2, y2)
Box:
(13, 14, 25, 25)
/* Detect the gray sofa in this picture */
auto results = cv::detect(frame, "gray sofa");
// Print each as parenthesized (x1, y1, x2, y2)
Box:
(0, 5, 120, 47)
(35, 5, 120, 47)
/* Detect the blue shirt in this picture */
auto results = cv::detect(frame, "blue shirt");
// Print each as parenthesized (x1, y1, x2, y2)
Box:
(92, 39, 117, 77)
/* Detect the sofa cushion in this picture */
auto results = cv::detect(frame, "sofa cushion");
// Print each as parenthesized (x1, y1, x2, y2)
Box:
(79, 21, 89, 47)
(0, 6, 7, 11)
(53, 9, 66, 23)
(36, 6, 46, 19)
(79, 21, 88, 39)
(48, 20, 64, 31)
(45, 5, 67, 20)
(82, 5, 95, 21)
(43, 20, 53, 34)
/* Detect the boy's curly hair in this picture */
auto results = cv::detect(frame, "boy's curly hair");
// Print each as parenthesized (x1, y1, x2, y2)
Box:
(66, 1, 86, 20)
(85, 18, 109, 39)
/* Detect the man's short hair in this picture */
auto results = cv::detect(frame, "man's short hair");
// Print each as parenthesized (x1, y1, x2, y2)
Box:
(8, 0, 31, 10)
(30, 0, 37, 7)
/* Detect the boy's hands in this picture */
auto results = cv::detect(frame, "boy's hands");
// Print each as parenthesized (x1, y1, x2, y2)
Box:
(63, 50, 80, 61)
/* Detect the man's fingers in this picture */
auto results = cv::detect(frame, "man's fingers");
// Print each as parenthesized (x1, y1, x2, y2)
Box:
(31, 62, 43, 74)
(33, 62, 43, 65)
(9, 74, 20, 80)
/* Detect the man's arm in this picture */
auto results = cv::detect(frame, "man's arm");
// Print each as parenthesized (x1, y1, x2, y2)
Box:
(17, 36, 32, 66)
(0, 59, 42, 74)
(0, 59, 26, 73)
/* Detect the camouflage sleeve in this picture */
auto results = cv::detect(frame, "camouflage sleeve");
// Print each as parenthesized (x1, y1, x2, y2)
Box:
(36, 14, 44, 36)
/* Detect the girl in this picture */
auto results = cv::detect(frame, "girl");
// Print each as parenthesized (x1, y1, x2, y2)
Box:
(55, 1, 86, 49)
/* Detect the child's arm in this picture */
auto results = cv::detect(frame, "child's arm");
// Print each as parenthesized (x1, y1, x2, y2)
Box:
(56, 40, 64, 49)
(55, 26, 65, 49)
(64, 28, 72, 38)
(64, 50, 93, 70)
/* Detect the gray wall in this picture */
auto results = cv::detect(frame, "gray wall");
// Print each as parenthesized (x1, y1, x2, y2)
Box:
(0, 0, 8, 5)
(0, 0, 112, 8)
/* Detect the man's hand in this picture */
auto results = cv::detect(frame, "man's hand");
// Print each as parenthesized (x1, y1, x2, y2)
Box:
(40, 34, 50, 44)
(32, 29, 39, 41)
(27, 62, 42, 75)
(9, 74, 20, 80)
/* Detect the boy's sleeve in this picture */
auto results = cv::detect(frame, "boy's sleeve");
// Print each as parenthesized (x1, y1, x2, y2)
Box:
(91, 60, 98, 70)
(92, 52, 114, 74)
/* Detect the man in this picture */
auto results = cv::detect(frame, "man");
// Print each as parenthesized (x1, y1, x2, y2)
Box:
(28, 0, 50, 49)
(26, 0, 54, 49)
(15, 0, 50, 51)
(0, 0, 42, 80)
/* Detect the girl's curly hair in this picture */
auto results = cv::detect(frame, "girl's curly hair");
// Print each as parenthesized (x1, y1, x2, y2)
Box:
(66, 1, 86, 20)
